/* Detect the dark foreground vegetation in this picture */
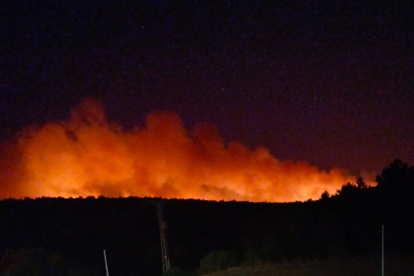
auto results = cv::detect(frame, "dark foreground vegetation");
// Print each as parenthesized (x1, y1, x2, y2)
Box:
(204, 253, 414, 276)
(0, 159, 413, 276)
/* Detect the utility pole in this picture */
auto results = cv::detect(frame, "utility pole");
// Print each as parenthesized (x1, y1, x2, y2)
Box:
(382, 225, 384, 276)
(158, 203, 171, 274)
(103, 249, 110, 276)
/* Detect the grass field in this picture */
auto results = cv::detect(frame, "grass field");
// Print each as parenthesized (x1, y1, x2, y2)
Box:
(204, 253, 414, 276)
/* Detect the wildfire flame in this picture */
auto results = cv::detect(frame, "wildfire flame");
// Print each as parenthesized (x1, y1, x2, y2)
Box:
(0, 97, 361, 202)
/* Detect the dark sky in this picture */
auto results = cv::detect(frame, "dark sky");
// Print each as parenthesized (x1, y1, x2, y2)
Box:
(1, 0, 413, 175)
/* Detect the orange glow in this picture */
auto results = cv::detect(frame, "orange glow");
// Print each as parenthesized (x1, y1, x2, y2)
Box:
(0, 97, 365, 202)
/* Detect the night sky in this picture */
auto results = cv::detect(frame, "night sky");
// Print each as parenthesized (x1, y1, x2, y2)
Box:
(1, 0, 413, 175)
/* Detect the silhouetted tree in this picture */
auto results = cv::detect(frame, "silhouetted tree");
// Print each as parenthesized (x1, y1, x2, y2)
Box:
(375, 159, 414, 252)
(336, 182, 358, 197)
(320, 191, 330, 201)
(376, 159, 414, 191)
(356, 177, 367, 189)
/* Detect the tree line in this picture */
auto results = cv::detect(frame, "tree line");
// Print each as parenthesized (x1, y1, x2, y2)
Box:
(0, 159, 413, 276)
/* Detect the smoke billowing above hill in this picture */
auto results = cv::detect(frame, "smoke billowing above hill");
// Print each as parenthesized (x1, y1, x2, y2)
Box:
(0, 97, 363, 202)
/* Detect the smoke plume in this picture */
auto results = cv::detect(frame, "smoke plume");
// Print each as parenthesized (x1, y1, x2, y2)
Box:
(0, 97, 359, 202)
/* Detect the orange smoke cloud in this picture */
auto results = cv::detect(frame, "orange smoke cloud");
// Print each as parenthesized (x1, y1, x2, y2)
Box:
(0, 97, 360, 202)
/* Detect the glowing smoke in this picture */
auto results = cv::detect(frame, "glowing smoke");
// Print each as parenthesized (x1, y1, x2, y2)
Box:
(0, 97, 360, 202)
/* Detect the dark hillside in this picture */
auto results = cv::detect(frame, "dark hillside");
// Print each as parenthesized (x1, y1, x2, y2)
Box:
(0, 159, 413, 276)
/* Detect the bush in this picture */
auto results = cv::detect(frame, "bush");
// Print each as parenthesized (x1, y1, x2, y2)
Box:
(243, 250, 262, 265)
(164, 267, 195, 276)
(197, 250, 236, 275)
